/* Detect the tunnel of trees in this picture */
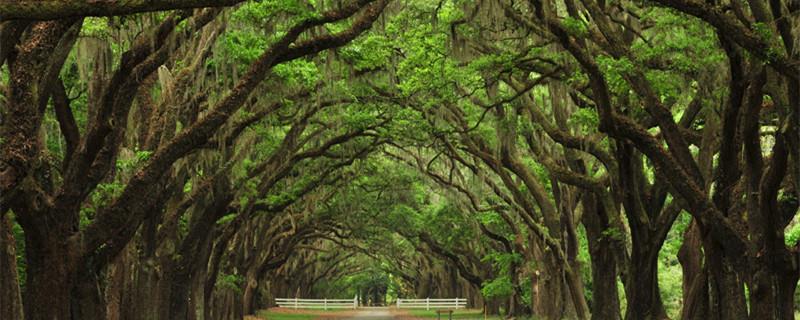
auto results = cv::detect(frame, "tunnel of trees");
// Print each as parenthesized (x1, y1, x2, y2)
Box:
(1, 0, 800, 319)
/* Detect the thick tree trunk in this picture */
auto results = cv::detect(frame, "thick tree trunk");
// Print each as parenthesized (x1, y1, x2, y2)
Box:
(416, 273, 433, 298)
(704, 240, 747, 320)
(678, 220, 709, 320)
(747, 253, 798, 320)
(211, 287, 243, 320)
(505, 259, 526, 317)
(165, 263, 193, 320)
(775, 270, 798, 320)
(582, 194, 621, 320)
(1, 215, 23, 320)
(129, 261, 161, 320)
(562, 205, 590, 320)
(22, 229, 76, 320)
(241, 268, 259, 316)
(71, 267, 106, 319)
(624, 246, 667, 320)
(204, 227, 234, 320)
(190, 234, 214, 320)
(530, 237, 582, 320)
(4, 20, 78, 320)
(106, 246, 130, 320)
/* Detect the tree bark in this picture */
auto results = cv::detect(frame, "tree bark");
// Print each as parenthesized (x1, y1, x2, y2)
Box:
(0, 214, 23, 320)
(704, 240, 747, 320)
(20, 219, 77, 320)
(624, 245, 667, 320)
(530, 236, 582, 320)
(582, 193, 621, 320)
(678, 220, 709, 320)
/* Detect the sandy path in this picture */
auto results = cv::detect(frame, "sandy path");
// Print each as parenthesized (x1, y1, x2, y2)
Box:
(338, 308, 397, 320)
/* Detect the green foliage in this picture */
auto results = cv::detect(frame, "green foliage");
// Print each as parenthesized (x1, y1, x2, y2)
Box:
(568, 108, 600, 131)
(658, 211, 692, 318)
(785, 224, 800, 247)
(78, 182, 125, 227)
(467, 52, 517, 73)
(232, 0, 309, 24)
(477, 210, 504, 226)
(115, 149, 152, 172)
(216, 213, 237, 226)
(222, 30, 269, 66)
(340, 34, 393, 71)
(601, 227, 624, 241)
(482, 252, 521, 273)
(659, 262, 684, 318)
(342, 104, 379, 130)
(93, 182, 125, 206)
(634, 8, 725, 77)
(562, 17, 588, 37)
(312, 266, 392, 300)
(522, 157, 551, 194)
(596, 55, 634, 95)
(217, 273, 245, 293)
(80, 17, 110, 38)
(482, 275, 514, 299)
(273, 59, 320, 87)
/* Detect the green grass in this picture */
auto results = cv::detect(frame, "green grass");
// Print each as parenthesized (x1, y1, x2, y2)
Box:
(255, 308, 353, 320)
(255, 310, 318, 320)
(405, 309, 502, 320)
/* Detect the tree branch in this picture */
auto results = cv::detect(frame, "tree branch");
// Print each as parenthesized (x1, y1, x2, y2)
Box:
(0, 0, 244, 21)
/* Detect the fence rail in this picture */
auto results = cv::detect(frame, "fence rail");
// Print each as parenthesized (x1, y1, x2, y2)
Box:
(396, 298, 466, 310)
(275, 297, 358, 310)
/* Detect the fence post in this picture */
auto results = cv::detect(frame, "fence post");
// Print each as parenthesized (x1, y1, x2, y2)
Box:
(294, 297, 298, 310)
(354, 296, 358, 309)
(324, 298, 328, 310)
(397, 298, 401, 309)
(426, 297, 430, 311)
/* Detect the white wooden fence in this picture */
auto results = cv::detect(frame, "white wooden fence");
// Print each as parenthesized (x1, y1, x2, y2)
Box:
(275, 297, 358, 310)
(396, 298, 466, 310)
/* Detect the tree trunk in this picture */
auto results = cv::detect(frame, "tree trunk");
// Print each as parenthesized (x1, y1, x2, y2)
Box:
(704, 240, 747, 320)
(562, 201, 590, 320)
(106, 245, 130, 320)
(22, 229, 76, 320)
(678, 220, 709, 320)
(582, 194, 621, 320)
(530, 237, 574, 320)
(165, 263, 193, 320)
(190, 234, 215, 320)
(747, 252, 798, 320)
(775, 270, 798, 320)
(71, 267, 106, 319)
(624, 245, 667, 320)
(241, 269, 258, 316)
(129, 260, 161, 320)
(1, 214, 23, 320)
(506, 259, 526, 317)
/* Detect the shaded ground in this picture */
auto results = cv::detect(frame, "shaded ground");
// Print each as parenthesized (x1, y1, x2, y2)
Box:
(396, 309, 499, 320)
(252, 307, 358, 320)
(342, 308, 396, 320)
(254, 308, 498, 320)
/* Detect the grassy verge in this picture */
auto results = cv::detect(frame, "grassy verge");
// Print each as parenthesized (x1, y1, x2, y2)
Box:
(405, 309, 502, 320)
(254, 308, 353, 320)
(255, 310, 317, 320)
